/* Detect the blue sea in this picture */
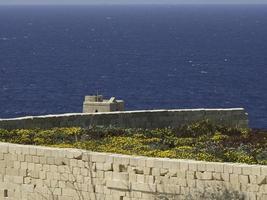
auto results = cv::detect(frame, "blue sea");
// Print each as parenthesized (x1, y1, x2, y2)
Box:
(0, 5, 266, 128)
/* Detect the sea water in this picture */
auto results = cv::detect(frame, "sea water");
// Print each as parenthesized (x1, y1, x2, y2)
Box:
(0, 5, 266, 128)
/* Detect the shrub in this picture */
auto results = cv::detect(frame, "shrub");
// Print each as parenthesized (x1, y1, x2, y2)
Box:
(224, 150, 256, 164)
(212, 131, 229, 142)
(0, 120, 266, 165)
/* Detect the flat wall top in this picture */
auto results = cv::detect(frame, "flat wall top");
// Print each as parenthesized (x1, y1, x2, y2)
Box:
(0, 141, 265, 169)
(0, 108, 246, 121)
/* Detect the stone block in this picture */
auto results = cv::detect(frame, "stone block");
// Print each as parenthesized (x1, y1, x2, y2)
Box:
(160, 168, 169, 176)
(187, 179, 196, 188)
(223, 164, 233, 173)
(204, 163, 215, 172)
(249, 175, 257, 184)
(221, 173, 230, 182)
(188, 161, 198, 171)
(0, 144, 9, 153)
(233, 165, 242, 174)
(62, 188, 78, 197)
(179, 161, 189, 171)
(13, 176, 23, 184)
(214, 163, 224, 173)
(60, 173, 69, 181)
(103, 163, 113, 171)
(113, 172, 129, 181)
(176, 170, 186, 179)
(32, 156, 40, 164)
(196, 172, 212, 180)
(261, 166, 267, 175)
(43, 164, 50, 172)
(130, 157, 139, 166)
(152, 168, 160, 176)
(146, 158, 155, 168)
(257, 175, 267, 185)
(39, 156, 46, 164)
(129, 173, 137, 182)
(29, 147, 37, 155)
(21, 184, 34, 193)
(106, 180, 129, 190)
(251, 166, 261, 175)
(136, 174, 145, 183)
(13, 161, 20, 169)
(156, 184, 180, 194)
(144, 167, 152, 175)
(113, 164, 127, 172)
(46, 157, 55, 165)
(69, 159, 78, 167)
(91, 153, 106, 163)
(259, 185, 267, 194)
(36, 148, 45, 156)
(20, 162, 27, 170)
(186, 171, 196, 180)
(242, 165, 252, 175)
(132, 182, 156, 193)
(25, 155, 32, 163)
(239, 175, 249, 185)
(176, 178, 187, 187)
(28, 162, 35, 171)
(246, 184, 260, 192)
(44, 149, 53, 157)
(154, 159, 163, 168)
(212, 172, 222, 181)
(162, 159, 179, 170)
(73, 167, 81, 175)
(230, 174, 239, 185)
(96, 171, 104, 178)
(197, 162, 206, 172)
(145, 175, 155, 184)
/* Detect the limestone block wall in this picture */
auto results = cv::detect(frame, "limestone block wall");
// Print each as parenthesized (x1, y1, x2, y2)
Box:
(0, 108, 249, 130)
(0, 142, 266, 200)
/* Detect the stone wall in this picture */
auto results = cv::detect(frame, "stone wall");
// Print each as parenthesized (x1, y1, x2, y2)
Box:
(0, 142, 266, 200)
(0, 108, 249, 130)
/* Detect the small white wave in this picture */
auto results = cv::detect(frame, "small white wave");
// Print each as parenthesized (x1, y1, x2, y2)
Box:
(2, 86, 8, 91)
(0, 37, 8, 41)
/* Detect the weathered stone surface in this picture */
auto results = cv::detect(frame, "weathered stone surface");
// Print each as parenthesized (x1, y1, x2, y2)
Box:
(0, 142, 262, 200)
(0, 108, 249, 130)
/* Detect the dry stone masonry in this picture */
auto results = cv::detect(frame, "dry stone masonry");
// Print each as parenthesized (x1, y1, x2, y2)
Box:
(0, 108, 248, 130)
(0, 142, 266, 200)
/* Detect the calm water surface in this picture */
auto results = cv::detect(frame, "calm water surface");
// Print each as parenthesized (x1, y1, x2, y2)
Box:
(0, 5, 266, 128)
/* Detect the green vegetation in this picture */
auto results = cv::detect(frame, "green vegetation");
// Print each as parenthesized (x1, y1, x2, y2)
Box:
(0, 120, 266, 165)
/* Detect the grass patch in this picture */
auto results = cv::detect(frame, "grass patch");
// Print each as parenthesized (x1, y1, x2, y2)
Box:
(0, 120, 266, 165)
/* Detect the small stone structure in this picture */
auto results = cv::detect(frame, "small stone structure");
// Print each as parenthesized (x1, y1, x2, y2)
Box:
(83, 95, 124, 113)
(0, 142, 266, 200)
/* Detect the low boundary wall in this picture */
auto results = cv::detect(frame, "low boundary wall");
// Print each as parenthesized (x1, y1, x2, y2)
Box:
(0, 108, 248, 130)
(0, 142, 266, 200)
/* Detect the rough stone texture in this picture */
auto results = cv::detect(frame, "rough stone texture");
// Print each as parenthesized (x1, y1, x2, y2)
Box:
(0, 108, 248, 130)
(83, 95, 125, 113)
(0, 142, 266, 200)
